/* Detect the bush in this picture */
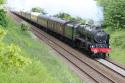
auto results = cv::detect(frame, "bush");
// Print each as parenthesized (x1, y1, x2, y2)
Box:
(0, 43, 31, 71)
(0, 26, 7, 41)
(0, 27, 31, 71)
(0, 9, 7, 27)
(20, 21, 29, 31)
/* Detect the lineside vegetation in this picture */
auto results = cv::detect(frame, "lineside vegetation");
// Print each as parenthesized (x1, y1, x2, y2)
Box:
(97, 0, 125, 64)
(0, 1, 82, 83)
(0, 8, 83, 83)
(1, 15, 82, 83)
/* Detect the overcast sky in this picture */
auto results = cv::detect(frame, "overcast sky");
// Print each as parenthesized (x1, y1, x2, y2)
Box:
(7, 0, 103, 21)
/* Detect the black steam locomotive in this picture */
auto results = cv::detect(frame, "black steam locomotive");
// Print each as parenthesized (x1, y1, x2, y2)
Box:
(14, 11, 111, 58)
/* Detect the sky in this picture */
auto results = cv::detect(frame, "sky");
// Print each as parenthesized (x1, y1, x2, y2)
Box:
(7, 0, 103, 21)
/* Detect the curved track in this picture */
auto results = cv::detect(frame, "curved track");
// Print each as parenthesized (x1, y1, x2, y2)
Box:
(32, 26, 115, 83)
(11, 12, 125, 83)
(97, 59, 125, 77)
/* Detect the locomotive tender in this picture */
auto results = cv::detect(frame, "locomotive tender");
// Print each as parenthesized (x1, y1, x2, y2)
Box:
(15, 10, 111, 58)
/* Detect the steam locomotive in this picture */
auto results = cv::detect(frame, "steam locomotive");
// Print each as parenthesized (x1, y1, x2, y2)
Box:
(13, 10, 111, 58)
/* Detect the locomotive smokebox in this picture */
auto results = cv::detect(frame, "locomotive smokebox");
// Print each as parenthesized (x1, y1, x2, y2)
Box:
(94, 31, 107, 43)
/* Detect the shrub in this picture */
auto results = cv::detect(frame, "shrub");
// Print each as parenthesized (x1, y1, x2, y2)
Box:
(0, 9, 7, 27)
(0, 27, 31, 71)
(20, 21, 29, 31)
(0, 26, 7, 41)
(0, 43, 31, 71)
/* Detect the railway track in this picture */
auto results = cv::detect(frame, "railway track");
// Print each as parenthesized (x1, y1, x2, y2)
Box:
(31, 26, 115, 83)
(97, 59, 125, 77)
(106, 58, 125, 69)
(11, 12, 125, 83)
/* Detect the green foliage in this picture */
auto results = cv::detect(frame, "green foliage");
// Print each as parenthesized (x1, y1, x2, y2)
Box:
(0, 27, 31, 71)
(3, 16, 82, 83)
(0, 43, 31, 71)
(54, 12, 73, 20)
(31, 7, 47, 14)
(0, 9, 8, 27)
(0, 0, 6, 4)
(112, 35, 125, 48)
(97, 0, 125, 29)
(104, 28, 125, 64)
(20, 21, 29, 31)
(0, 26, 6, 41)
(110, 30, 125, 48)
(54, 12, 85, 24)
(0, 61, 61, 83)
(74, 17, 86, 24)
(110, 31, 125, 64)
(100, 0, 125, 64)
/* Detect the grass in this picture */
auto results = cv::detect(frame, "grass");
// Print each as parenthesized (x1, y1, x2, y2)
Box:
(0, 61, 61, 83)
(105, 28, 125, 64)
(1, 16, 83, 83)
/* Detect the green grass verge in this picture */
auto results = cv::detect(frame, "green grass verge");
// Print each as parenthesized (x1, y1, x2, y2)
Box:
(0, 61, 61, 83)
(2, 16, 83, 83)
(105, 28, 125, 64)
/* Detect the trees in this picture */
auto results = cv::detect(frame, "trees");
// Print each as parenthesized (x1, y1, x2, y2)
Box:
(54, 12, 85, 24)
(97, 0, 125, 29)
(0, 0, 7, 27)
(54, 12, 73, 21)
(74, 17, 85, 24)
(0, 9, 7, 27)
(31, 7, 47, 14)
